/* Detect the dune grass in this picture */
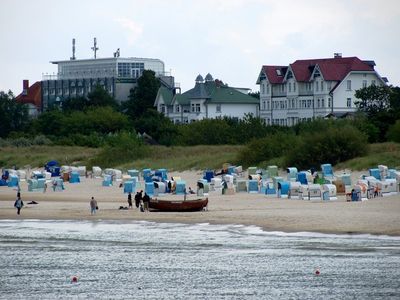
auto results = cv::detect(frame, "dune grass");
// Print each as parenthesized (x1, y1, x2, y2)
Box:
(335, 142, 400, 170)
(1, 143, 398, 172)
(117, 145, 244, 171)
(0, 146, 99, 169)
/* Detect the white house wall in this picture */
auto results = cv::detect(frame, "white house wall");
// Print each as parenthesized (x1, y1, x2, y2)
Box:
(333, 72, 382, 112)
(207, 103, 258, 119)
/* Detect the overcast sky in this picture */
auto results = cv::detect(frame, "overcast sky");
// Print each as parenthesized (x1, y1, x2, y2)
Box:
(1, 0, 399, 95)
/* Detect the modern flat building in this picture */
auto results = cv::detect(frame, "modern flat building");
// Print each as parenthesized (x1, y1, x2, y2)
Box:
(257, 54, 388, 126)
(41, 56, 172, 110)
(154, 73, 259, 123)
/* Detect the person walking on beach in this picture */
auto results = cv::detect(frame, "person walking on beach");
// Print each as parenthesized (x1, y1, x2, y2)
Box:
(90, 197, 97, 215)
(14, 197, 24, 215)
(127, 192, 132, 209)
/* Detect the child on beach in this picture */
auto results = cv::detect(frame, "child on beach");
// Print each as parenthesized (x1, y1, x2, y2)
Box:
(14, 197, 24, 215)
(90, 197, 97, 215)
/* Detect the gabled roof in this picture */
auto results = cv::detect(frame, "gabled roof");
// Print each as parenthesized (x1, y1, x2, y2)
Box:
(258, 65, 287, 84)
(290, 57, 374, 82)
(156, 86, 174, 106)
(15, 81, 41, 108)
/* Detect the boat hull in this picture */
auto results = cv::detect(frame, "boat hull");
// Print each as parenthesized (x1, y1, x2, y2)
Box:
(149, 198, 208, 212)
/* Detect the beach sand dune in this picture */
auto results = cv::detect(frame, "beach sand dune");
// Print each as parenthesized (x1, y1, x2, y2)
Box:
(1, 170, 399, 236)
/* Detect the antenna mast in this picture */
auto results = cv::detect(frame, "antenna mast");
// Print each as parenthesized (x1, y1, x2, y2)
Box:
(91, 37, 99, 59)
(70, 38, 76, 60)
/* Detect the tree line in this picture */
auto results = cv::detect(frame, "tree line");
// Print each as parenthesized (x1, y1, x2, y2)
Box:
(1, 70, 399, 168)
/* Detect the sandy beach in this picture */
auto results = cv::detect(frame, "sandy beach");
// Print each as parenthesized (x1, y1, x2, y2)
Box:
(1, 170, 399, 236)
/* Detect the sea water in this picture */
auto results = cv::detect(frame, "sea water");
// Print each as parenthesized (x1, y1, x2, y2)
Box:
(0, 220, 399, 299)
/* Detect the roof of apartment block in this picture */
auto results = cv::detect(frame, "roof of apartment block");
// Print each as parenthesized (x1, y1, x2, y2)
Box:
(261, 56, 375, 84)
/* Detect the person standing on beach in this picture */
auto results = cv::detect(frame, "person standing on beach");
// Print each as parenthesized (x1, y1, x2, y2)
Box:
(90, 197, 97, 215)
(142, 193, 150, 212)
(134, 191, 141, 209)
(14, 197, 24, 215)
(127, 192, 132, 209)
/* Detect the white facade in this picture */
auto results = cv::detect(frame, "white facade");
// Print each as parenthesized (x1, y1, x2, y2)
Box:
(155, 74, 259, 124)
(258, 56, 386, 126)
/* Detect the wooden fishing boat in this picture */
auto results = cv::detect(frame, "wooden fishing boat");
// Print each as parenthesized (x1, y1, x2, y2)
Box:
(149, 197, 208, 212)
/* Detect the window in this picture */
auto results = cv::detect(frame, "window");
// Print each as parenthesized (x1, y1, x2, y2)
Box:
(262, 101, 265, 110)
(346, 80, 351, 90)
(371, 80, 376, 86)
(327, 82, 332, 90)
(216, 104, 221, 113)
(192, 103, 201, 113)
(57, 88, 62, 95)
(262, 84, 265, 94)
(288, 82, 292, 92)
(175, 105, 180, 113)
(160, 104, 166, 113)
(266, 84, 270, 94)
(293, 82, 296, 92)
(363, 80, 367, 88)
(315, 81, 319, 92)
(317, 99, 320, 108)
(267, 101, 270, 110)
(320, 81, 323, 91)
(281, 84, 284, 92)
(291, 99, 295, 108)
(321, 99, 325, 108)
(307, 100, 311, 108)
(328, 98, 332, 108)
(347, 98, 351, 107)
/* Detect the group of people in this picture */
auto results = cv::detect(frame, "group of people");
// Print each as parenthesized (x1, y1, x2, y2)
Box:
(127, 190, 150, 212)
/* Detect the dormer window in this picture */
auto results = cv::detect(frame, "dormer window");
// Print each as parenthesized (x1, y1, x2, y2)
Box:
(276, 69, 282, 76)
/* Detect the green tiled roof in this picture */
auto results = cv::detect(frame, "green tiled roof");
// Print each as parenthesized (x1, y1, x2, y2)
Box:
(157, 80, 258, 107)
(205, 81, 258, 104)
(157, 86, 174, 105)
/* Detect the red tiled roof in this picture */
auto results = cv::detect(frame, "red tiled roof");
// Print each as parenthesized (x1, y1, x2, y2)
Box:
(290, 57, 374, 82)
(15, 81, 41, 108)
(261, 65, 287, 84)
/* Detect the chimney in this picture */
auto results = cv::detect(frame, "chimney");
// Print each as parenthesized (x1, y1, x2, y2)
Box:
(22, 80, 29, 95)
(334, 53, 342, 58)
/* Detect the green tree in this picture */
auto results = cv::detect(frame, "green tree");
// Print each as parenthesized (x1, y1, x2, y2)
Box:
(134, 109, 178, 146)
(123, 70, 161, 119)
(354, 85, 390, 115)
(62, 85, 118, 112)
(0, 90, 29, 138)
(355, 85, 400, 142)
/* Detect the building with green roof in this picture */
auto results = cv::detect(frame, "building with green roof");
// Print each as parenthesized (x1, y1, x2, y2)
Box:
(154, 73, 259, 123)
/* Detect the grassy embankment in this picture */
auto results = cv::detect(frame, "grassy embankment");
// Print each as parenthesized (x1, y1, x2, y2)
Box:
(0, 143, 398, 171)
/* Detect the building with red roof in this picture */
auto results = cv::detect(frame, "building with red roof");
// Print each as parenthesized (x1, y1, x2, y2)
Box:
(256, 54, 387, 126)
(15, 80, 42, 116)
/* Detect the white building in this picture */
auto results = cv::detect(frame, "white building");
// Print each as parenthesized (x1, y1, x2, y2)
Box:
(41, 56, 172, 109)
(154, 73, 259, 123)
(256, 54, 388, 126)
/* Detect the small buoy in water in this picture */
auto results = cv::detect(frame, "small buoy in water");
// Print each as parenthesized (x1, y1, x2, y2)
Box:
(315, 268, 320, 275)
(72, 276, 78, 283)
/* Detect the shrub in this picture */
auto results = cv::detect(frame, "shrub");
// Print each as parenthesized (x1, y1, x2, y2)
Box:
(236, 132, 298, 167)
(10, 137, 32, 147)
(32, 135, 52, 145)
(90, 131, 149, 167)
(386, 120, 400, 143)
(286, 125, 368, 170)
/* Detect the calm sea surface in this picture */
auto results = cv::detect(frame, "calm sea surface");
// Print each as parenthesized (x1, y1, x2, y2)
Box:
(0, 220, 399, 299)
